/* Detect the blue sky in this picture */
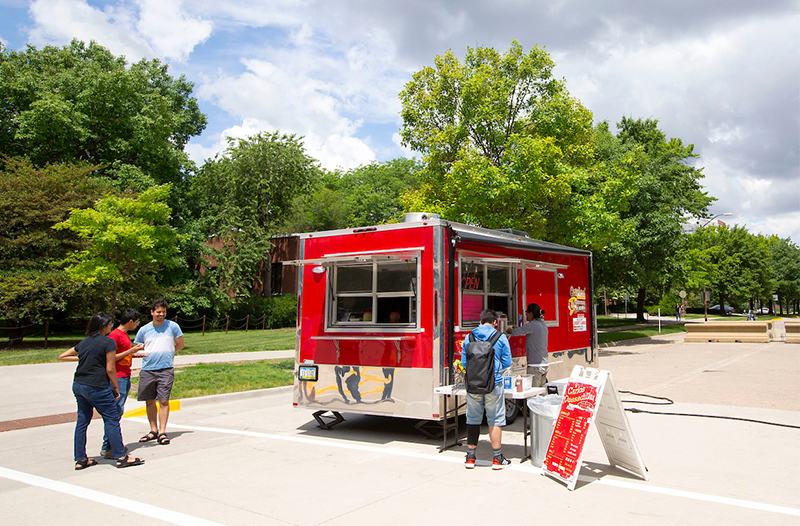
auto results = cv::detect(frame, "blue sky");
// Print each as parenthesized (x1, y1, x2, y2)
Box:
(1, 0, 798, 242)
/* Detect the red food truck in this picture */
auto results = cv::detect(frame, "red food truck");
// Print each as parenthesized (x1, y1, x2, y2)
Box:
(285, 213, 596, 428)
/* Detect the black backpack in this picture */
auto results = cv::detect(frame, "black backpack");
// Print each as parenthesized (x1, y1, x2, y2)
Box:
(464, 330, 502, 395)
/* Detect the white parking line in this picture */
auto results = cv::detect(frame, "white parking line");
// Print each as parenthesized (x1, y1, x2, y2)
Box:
(150, 418, 800, 518)
(0, 466, 225, 526)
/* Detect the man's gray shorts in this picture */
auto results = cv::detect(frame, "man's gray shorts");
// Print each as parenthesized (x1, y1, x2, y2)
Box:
(137, 368, 174, 401)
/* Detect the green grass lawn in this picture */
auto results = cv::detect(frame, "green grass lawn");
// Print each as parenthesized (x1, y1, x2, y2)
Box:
(0, 328, 296, 366)
(598, 323, 686, 344)
(129, 359, 294, 398)
(596, 316, 639, 328)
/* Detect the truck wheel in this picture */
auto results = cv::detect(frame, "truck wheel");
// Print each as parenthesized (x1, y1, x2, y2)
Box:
(505, 399, 520, 425)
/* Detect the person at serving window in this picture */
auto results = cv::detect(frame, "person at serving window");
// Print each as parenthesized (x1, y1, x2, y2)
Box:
(506, 302, 549, 387)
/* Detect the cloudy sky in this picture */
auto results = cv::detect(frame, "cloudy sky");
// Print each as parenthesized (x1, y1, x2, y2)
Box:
(1, 0, 798, 241)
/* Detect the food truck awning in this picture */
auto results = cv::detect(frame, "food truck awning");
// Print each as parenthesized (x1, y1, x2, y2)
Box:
(460, 254, 569, 271)
(451, 224, 592, 257)
(283, 247, 423, 267)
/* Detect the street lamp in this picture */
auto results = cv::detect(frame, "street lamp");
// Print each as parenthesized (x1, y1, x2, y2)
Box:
(700, 212, 732, 228)
(698, 213, 732, 321)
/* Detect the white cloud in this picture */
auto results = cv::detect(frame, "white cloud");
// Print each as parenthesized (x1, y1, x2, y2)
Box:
(186, 118, 375, 171)
(302, 132, 375, 171)
(134, 0, 212, 62)
(27, 0, 210, 63)
(28, 0, 152, 61)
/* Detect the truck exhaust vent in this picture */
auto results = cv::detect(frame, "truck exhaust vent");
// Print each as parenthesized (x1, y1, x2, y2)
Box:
(403, 212, 441, 222)
(495, 228, 529, 238)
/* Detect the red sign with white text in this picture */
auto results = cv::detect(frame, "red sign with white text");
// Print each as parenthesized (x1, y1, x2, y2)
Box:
(543, 381, 598, 480)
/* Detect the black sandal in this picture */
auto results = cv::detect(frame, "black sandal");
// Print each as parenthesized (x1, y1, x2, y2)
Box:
(157, 433, 170, 445)
(139, 431, 158, 443)
(75, 458, 97, 470)
(116, 454, 145, 468)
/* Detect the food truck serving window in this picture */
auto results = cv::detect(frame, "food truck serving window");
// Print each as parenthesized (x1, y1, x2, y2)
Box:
(460, 259, 513, 327)
(330, 258, 419, 328)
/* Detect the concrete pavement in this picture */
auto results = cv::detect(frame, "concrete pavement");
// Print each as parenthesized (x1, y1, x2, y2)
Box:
(1, 336, 798, 525)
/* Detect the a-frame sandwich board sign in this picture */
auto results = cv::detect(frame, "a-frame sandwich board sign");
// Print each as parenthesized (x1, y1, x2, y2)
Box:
(542, 366, 648, 490)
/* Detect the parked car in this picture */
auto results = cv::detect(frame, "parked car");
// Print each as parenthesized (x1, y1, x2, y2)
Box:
(708, 304, 735, 314)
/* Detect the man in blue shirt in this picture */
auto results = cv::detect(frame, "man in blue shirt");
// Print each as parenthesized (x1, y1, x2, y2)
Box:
(135, 299, 184, 445)
(462, 309, 512, 470)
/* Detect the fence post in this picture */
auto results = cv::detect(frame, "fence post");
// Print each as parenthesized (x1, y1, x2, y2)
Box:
(225, 315, 229, 334)
(262, 314, 266, 330)
(245, 315, 249, 333)
(44, 318, 49, 348)
(202, 315, 206, 336)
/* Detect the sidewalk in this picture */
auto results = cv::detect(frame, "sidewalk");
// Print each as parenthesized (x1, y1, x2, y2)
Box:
(1, 341, 798, 525)
(0, 350, 293, 423)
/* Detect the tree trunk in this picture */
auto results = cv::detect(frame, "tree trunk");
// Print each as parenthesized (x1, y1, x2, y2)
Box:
(636, 287, 647, 322)
(111, 281, 118, 318)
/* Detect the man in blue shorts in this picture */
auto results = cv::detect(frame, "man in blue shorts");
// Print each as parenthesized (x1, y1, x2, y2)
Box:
(462, 309, 512, 470)
(135, 299, 184, 445)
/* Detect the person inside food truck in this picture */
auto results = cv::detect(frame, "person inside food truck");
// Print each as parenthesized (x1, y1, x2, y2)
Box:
(506, 302, 549, 387)
(463, 309, 512, 470)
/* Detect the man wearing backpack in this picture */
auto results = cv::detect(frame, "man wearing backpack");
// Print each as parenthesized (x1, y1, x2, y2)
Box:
(462, 309, 512, 470)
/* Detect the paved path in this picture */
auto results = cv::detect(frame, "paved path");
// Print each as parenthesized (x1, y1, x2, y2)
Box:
(0, 351, 293, 423)
(1, 340, 798, 525)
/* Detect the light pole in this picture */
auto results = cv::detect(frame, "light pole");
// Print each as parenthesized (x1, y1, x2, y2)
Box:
(700, 212, 732, 228)
(699, 213, 732, 321)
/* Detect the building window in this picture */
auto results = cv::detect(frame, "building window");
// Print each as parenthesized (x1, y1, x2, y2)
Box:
(330, 258, 418, 328)
(460, 259, 513, 327)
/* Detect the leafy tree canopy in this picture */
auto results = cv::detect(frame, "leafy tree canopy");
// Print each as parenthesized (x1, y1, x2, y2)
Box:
(0, 156, 109, 269)
(192, 131, 319, 297)
(768, 236, 800, 314)
(0, 39, 206, 188)
(593, 118, 713, 320)
(53, 184, 182, 314)
(398, 40, 626, 250)
(0, 157, 109, 327)
(282, 158, 423, 233)
(684, 224, 772, 313)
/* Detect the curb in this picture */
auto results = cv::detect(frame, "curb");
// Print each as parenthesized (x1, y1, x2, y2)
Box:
(174, 385, 294, 408)
(599, 332, 685, 348)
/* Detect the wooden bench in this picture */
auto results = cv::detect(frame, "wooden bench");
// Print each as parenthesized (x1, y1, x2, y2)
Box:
(785, 321, 800, 344)
(684, 321, 771, 343)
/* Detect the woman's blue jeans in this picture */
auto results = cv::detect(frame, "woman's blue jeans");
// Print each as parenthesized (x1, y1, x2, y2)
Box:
(101, 376, 130, 452)
(72, 382, 125, 461)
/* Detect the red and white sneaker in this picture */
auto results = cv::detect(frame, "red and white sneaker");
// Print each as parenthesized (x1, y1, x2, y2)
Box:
(464, 453, 476, 469)
(492, 455, 511, 470)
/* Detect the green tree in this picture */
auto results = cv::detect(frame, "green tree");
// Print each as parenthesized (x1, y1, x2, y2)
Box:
(193, 132, 318, 298)
(0, 39, 206, 188)
(282, 185, 351, 233)
(769, 237, 800, 314)
(0, 157, 109, 332)
(398, 40, 627, 250)
(593, 118, 713, 321)
(340, 158, 422, 226)
(54, 185, 182, 315)
(684, 224, 772, 314)
(283, 158, 423, 233)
